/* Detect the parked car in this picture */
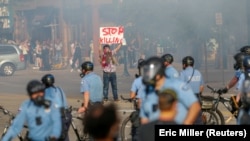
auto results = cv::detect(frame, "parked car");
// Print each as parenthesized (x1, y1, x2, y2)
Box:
(0, 44, 25, 76)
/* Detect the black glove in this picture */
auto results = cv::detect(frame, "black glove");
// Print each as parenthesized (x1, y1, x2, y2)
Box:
(218, 87, 228, 94)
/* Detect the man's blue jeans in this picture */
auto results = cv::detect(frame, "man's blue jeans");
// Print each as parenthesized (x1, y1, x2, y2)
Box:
(103, 72, 118, 100)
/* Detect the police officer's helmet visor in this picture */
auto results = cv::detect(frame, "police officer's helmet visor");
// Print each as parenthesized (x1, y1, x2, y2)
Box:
(142, 64, 160, 85)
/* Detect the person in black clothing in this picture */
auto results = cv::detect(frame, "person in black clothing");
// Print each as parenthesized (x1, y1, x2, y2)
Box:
(71, 42, 82, 72)
(138, 88, 177, 141)
(40, 43, 51, 71)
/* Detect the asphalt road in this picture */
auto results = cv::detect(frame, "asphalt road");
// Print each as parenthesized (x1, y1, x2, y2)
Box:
(0, 63, 238, 140)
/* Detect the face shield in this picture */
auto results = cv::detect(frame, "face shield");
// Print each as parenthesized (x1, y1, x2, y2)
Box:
(142, 63, 161, 86)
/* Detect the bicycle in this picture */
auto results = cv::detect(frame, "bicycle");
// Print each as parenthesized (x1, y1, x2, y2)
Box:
(202, 85, 241, 124)
(120, 95, 139, 141)
(0, 105, 26, 141)
(69, 100, 91, 141)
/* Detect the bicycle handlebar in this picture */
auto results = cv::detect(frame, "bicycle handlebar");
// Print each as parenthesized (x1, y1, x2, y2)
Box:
(120, 95, 136, 102)
(0, 105, 14, 118)
(207, 85, 223, 95)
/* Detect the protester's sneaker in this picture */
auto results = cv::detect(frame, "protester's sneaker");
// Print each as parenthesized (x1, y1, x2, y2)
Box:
(103, 98, 108, 102)
(77, 69, 81, 73)
(70, 69, 74, 72)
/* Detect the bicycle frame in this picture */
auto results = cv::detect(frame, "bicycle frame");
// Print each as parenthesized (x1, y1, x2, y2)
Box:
(0, 106, 24, 141)
(69, 102, 90, 141)
(120, 95, 140, 141)
(207, 85, 239, 124)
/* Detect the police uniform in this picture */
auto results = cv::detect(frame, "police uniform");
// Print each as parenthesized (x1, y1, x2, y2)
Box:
(81, 72, 103, 104)
(179, 66, 204, 95)
(2, 100, 61, 141)
(45, 87, 68, 109)
(236, 73, 245, 92)
(235, 69, 243, 79)
(139, 78, 198, 124)
(236, 73, 250, 124)
(131, 76, 145, 97)
(164, 65, 179, 79)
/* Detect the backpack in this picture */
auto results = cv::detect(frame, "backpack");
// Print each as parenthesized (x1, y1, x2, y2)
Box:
(57, 87, 72, 141)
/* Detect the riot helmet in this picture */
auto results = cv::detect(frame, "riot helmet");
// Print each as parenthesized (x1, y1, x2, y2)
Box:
(27, 80, 45, 96)
(81, 61, 94, 71)
(182, 56, 194, 66)
(243, 55, 250, 70)
(161, 53, 174, 64)
(41, 74, 55, 87)
(135, 58, 145, 78)
(142, 56, 165, 86)
(240, 45, 250, 55)
(233, 52, 246, 70)
(137, 58, 145, 69)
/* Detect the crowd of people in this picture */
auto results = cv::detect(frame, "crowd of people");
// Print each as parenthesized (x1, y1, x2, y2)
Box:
(1, 43, 250, 141)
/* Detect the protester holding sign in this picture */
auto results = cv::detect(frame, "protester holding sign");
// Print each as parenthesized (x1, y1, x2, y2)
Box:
(98, 26, 124, 102)
(99, 43, 122, 102)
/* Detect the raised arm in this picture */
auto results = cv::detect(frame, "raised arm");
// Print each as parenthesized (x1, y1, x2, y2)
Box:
(113, 43, 122, 53)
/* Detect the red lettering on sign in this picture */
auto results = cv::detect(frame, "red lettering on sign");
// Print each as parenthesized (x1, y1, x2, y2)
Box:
(118, 26, 124, 35)
(100, 37, 123, 44)
(102, 27, 119, 36)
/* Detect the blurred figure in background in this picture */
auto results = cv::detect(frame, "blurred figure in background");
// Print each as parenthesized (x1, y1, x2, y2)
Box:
(71, 41, 82, 72)
(83, 103, 120, 141)
(89, 40, 94, 63)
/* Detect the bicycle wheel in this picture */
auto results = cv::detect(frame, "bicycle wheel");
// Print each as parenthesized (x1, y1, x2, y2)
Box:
(202, 110, 219, 125)
(0, 110, 10, 135)
(213, 109, 225, 125)
(120, 116, 132, 141)
(69, 108, 91, 141)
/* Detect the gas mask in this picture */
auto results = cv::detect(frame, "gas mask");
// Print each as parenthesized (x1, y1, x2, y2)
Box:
(33, 96, 45, 107)
(233, 63, 240, 70)
(80, 73, 85, 78)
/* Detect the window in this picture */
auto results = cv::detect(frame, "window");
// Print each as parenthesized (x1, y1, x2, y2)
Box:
(0, 45, 17, 55)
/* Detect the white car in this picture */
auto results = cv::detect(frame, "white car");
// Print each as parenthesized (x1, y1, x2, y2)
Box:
(0, 44, 26, 76)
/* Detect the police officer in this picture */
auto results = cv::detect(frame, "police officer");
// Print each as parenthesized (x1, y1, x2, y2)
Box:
(41, 74, 71, 141)
(130, 58, 145, 100)
(140, 56, 201, 125)
(161, 53, 179, 79)
(78, 61, 103, 113)
(237, 55, 250, 124)
(2, 80, 62, 141)
(179, 56, 204, 124)
(219, 46, 250, 93)
(129, 59, 145, 141)
(41, 74, 69, 111)
(180, 56, 204, 99)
